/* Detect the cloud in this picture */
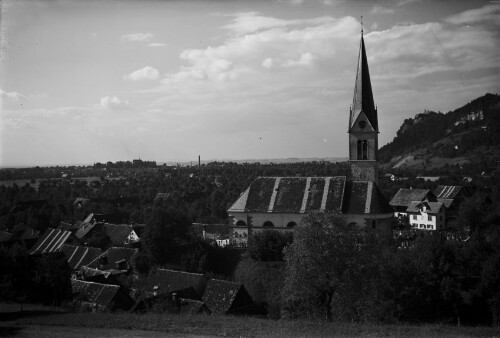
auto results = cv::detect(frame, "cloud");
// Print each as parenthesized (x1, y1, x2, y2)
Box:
(262, 58, 274, 69)
(100, 96, 129, 110)
(124, 66, 160, 81)
(283, 52, 316, 67)
(371, 5, 395, 15)
(148, 42, 166, 47)
(223, 11, 334, 35)
(445, 4, 500, 27)
(121, 33, 154, 42)
(0, 89, 26, 101)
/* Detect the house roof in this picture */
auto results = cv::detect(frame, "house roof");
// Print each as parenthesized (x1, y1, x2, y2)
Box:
(433, 185, 473, 199)
(178, 298, 211, 315)
(71, 279, 121, 309)
(202, 279, 248, 315)
(228, 176, 391, 215)
(28, 228, 77, 254)
(389, 189, 435, 207)
(85, 247, 138, 270)
(342, 181, 393, 214)
(60, 244, 102, 270)
(102, 224, 136, 245)
(74, 222, 97, 239)
(147, 269, 207, 296)
(406, 201, 444, 214)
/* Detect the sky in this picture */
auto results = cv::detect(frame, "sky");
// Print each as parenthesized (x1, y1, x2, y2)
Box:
(1, 0, 499, 167)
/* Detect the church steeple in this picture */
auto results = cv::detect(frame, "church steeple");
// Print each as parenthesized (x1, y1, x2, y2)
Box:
(348, 24, 379, 184)
(349, 28, 378, 132)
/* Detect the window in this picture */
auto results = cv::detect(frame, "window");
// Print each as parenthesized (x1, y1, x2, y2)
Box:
(236, 220, 246, 227)
(357, 140, 362, 160)
(412, 215, 417, 220)
(371, 220, 376, 229)
(263, 221, 274, 227)
(420, 224, 424, 229)
(362, 140, 368, 159)
(286, 222, 297, 228)
(428, 215, 433, 222)
(427, 224, 432, 229)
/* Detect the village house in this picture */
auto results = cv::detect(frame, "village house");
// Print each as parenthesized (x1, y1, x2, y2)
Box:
(28, 228, 82, 254)
(71, 279, 134, 312)
(60, 244, 102, 270)
(227, 30, 393, 245)
(406, 201, 446, 231)
(389, 189, 437, 217)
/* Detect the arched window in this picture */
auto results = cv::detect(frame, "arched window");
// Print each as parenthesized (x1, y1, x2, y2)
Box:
(362, 140, 368, 160)
(236, 220, 246, 227)
(263, 221, 274, 227)
(286, 221, 297, 228)
(357, 140, 362, 160)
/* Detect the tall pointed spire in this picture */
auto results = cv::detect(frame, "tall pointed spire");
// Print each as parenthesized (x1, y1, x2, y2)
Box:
(349, 25, 378, 132)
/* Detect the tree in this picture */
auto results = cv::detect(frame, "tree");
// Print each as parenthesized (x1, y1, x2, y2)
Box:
(282, 212, 382, 321)
(247, 230, 293, 262)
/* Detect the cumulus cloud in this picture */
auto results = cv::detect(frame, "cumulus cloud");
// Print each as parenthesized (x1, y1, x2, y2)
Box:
(283, 52, 316, 67)
(100, 96, 129, 110)
(371, 5, 396, 15)
(148, 42, 166, 47)
(124, 66, 160, 81)
(0, 89, 26, 101)
(121, 33, 154, 42)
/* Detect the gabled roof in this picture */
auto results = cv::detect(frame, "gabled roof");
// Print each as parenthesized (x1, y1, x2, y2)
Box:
(342, 181, 393, 214)
(29, 228, 79, 254)
(228, 177, 346, 214)
(389, 189, 435, 208)
(102, 223, 136, 245)
(349, 32, 378, 132)
(433, 185, 473, 199)
(60, 244, 102, 270)
(202, 279, 256, 315)
(74, 222, 97, 239)
(147, 269, 207, 297)
(228, 176, 391, 216)
(85, 247, 138, 270)
(71, 279, 128, 310)
(406, 201, 444, 214)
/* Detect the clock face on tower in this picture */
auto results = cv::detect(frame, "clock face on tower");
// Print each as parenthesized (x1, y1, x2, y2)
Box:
(358, 120, 366, 129)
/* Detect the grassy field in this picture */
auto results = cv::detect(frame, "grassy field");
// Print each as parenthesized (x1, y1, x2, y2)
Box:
(3, 311, 499, 337)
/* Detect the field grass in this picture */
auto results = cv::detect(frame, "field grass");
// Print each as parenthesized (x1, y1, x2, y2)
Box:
(9, 311, 500, 337)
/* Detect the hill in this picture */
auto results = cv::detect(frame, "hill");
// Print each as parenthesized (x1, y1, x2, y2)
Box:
(379, 93, 500, 172)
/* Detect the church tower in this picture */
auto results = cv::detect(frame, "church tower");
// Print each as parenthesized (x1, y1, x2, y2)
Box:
(349, 27, 379, 184)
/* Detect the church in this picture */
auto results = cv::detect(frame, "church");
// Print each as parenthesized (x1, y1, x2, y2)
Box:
(228, 30, 393, 245)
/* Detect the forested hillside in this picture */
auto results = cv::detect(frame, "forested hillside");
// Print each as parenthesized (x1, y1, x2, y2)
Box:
(379, 93, 500, 171)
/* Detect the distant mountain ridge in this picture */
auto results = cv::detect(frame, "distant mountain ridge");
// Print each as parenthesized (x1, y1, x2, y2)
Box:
(161, 157, 348, 166)
(379, 93, 500, 171)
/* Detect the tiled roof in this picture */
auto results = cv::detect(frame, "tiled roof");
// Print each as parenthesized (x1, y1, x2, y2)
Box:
(178, 298, 211, 314)
(228, 176, 391, 215)
(85, 247, 138, 270)
(406, 201, 444, 214)
(29, 228, 77, 254)
(202, 279, 241, 315)
(389, 189, 435, 207)
(102, 224, 136, 245)
(60, 245, 102, 270)
(147, 269, 207, 297)
(343, 181, 393, 214)
(228, 177, 346, 214)
(433, 185, 473, 199)
(74, 222, 97, 239)
(71, 279, 121, 309)
(438, 199, 454, 208)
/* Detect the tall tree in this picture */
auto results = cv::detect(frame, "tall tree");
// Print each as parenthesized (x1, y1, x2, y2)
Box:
(282, 212, 381, 321)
